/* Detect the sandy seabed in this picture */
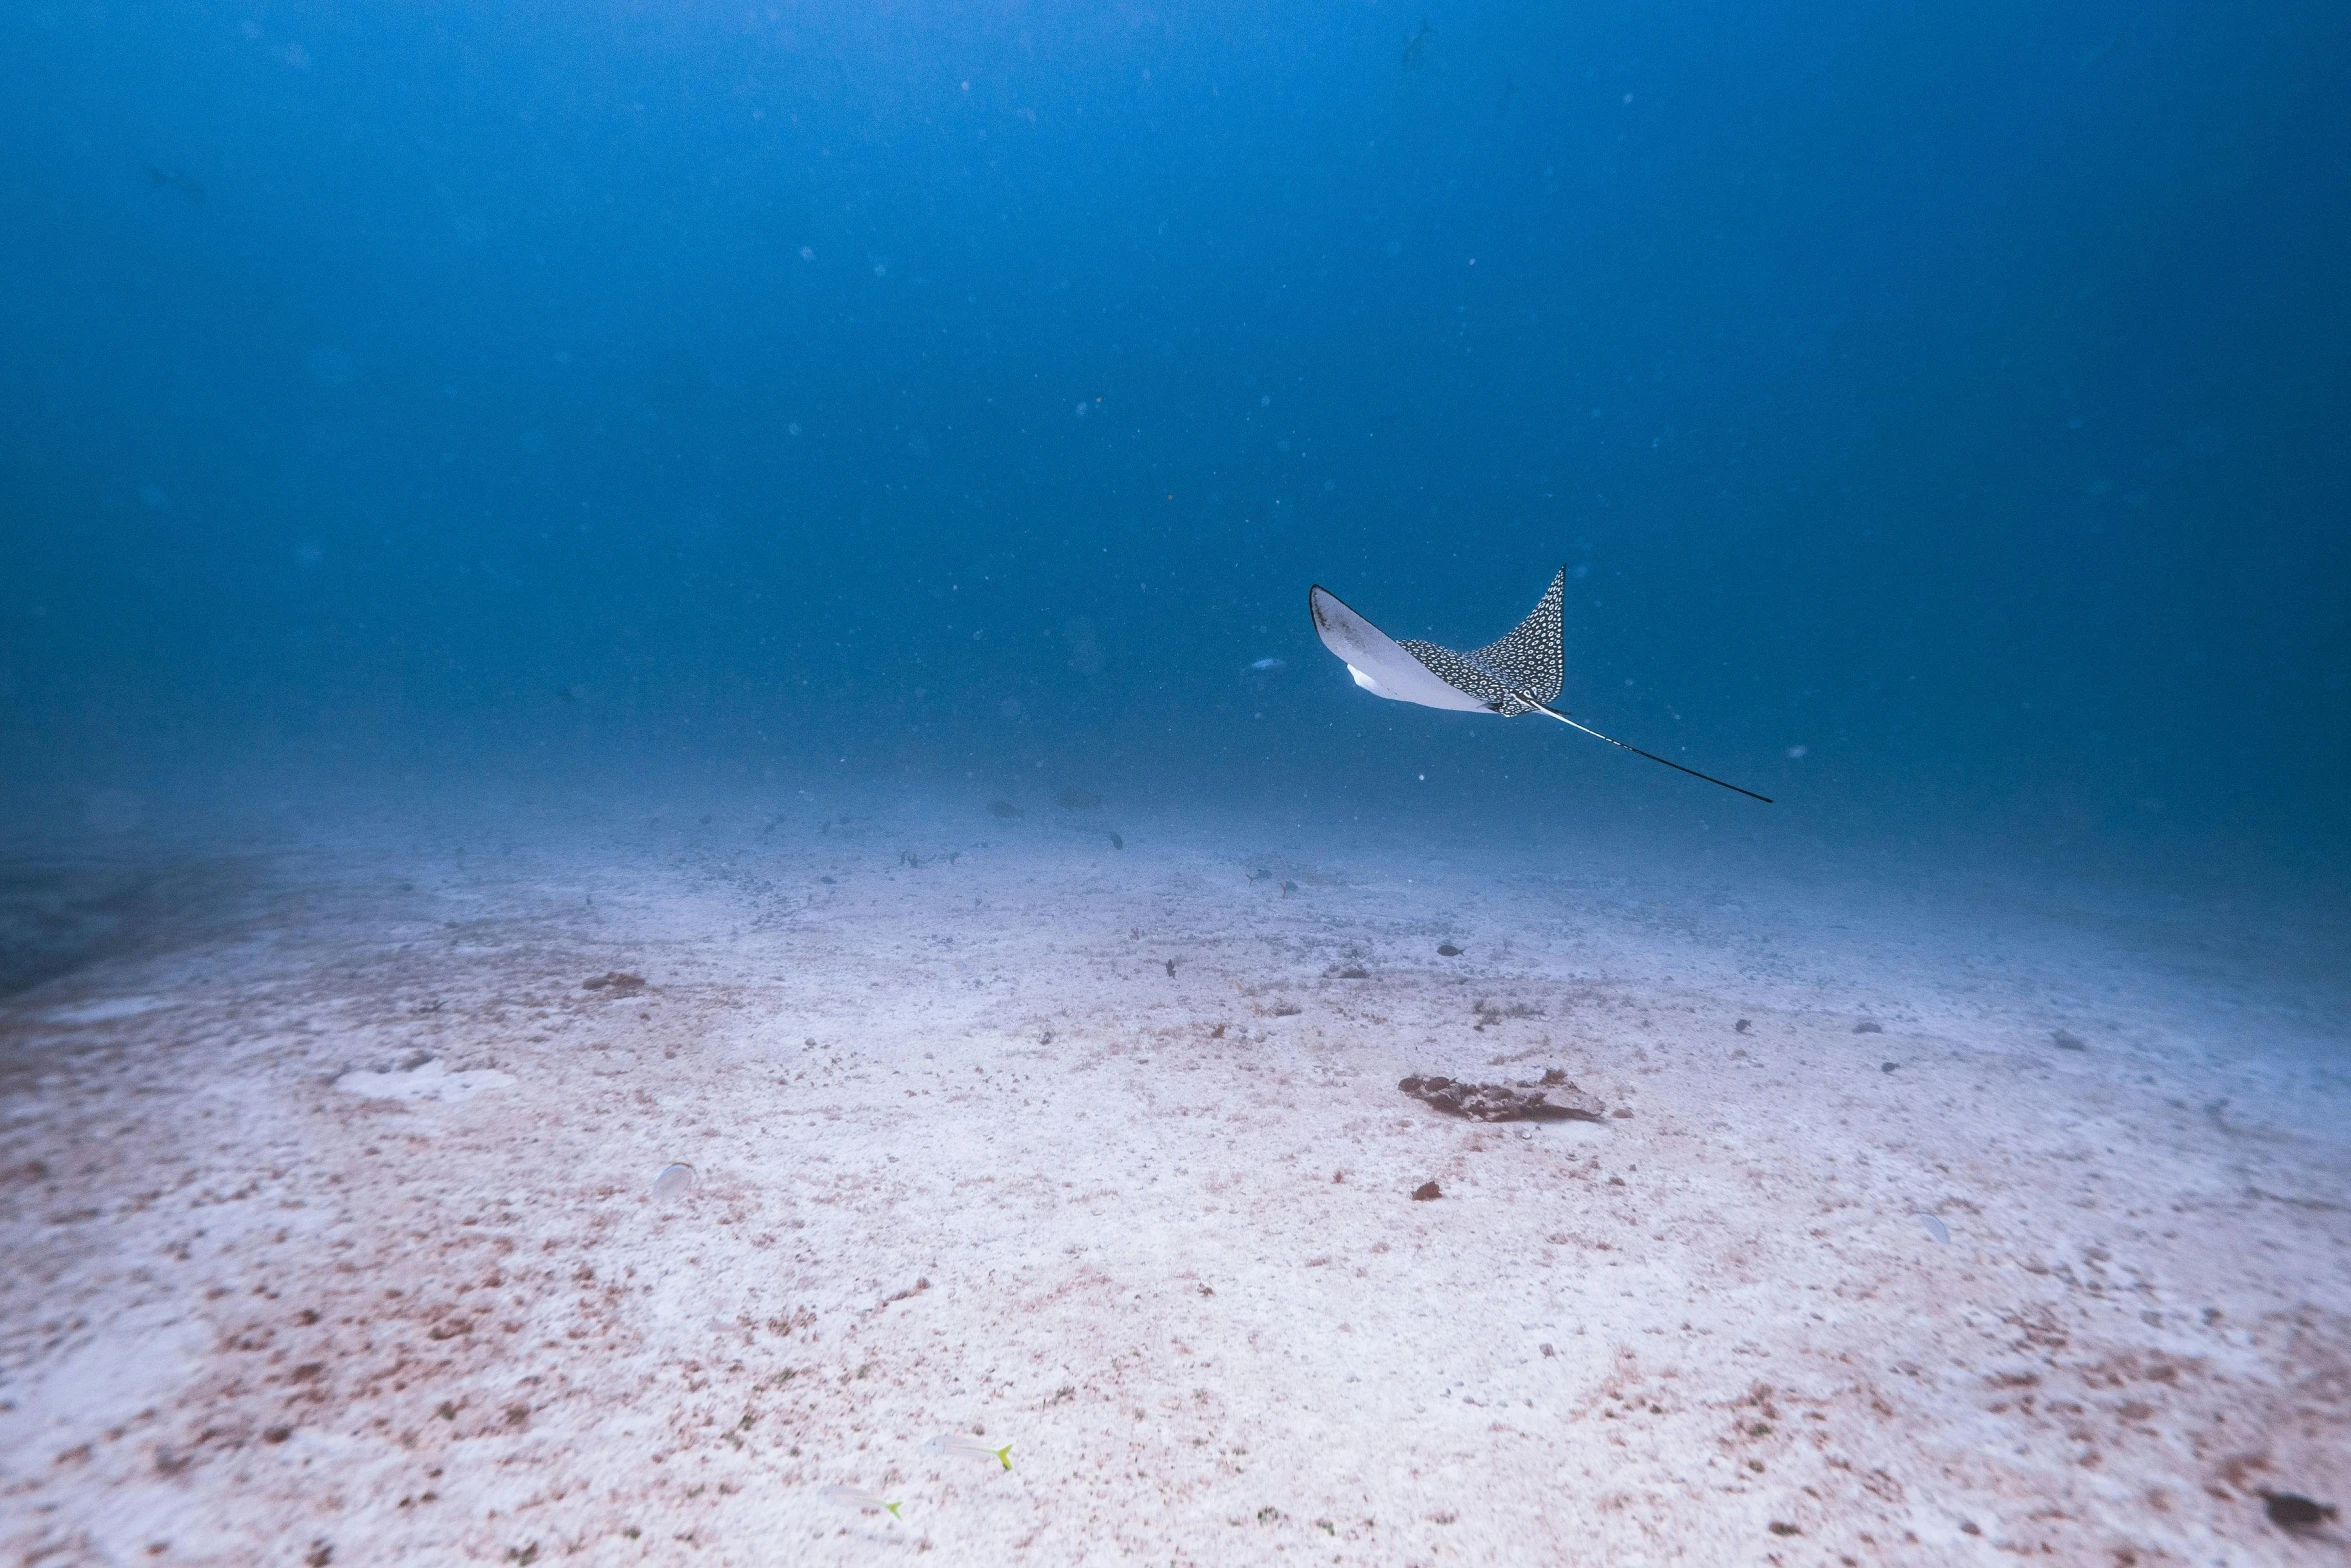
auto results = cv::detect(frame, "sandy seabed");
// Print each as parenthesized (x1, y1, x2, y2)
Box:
(3, 792, 2347, 1567)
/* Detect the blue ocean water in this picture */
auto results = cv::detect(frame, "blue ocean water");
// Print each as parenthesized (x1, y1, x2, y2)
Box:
(5, 0, 2346, 879)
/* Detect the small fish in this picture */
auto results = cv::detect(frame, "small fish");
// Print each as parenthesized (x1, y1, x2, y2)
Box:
(1436, 943, 1462, 958)
(819, 1484, 902, 1518)
(1109, 831, 1124, 850)
(2080, 30, 2125, 69)
(923, 1433, 1013, 1470)
(1247, 657, 1286, 672)
(1917, 1213, 1949, 1244)
(145, 164, 204, 200)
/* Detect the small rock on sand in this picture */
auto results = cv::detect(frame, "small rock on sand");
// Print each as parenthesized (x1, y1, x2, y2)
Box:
(2259, 1490, 2339, 1532)
(1411, 1181, 1442, 1201)
(2052, 1028, 2086, 1050)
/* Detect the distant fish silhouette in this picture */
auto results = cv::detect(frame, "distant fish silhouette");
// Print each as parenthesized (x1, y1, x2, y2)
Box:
(1248, 657, 1286, 672)
(145, 165, 204, 200)
(1401, 19, 1432, 69)
(1309, 568, 1771, 803)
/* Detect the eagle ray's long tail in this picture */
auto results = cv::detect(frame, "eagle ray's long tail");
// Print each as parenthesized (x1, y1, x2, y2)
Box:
(1531, 703, 1774, 804)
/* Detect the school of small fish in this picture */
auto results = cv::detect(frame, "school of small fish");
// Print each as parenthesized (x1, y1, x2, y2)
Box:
(818, 1429, 1013, 1523)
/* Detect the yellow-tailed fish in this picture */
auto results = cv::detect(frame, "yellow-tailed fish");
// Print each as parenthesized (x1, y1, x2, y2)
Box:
(923, 1433, 1013, 1470)
(819, 1484, 902, 1519)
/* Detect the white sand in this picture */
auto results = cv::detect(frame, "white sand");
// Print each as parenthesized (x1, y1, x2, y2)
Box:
(3, 799, 2346, 1565)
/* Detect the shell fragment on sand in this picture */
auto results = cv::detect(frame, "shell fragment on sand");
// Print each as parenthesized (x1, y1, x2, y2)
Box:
(652, 1163, 695, 1200)
(1918, 1213, 1951, 1244)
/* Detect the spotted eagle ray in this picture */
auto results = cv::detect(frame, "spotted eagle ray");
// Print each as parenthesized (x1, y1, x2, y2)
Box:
(1309, 568, 1772, 803)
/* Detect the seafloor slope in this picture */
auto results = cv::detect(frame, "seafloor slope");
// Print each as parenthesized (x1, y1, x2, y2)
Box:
(2, 795, 2345, 1565)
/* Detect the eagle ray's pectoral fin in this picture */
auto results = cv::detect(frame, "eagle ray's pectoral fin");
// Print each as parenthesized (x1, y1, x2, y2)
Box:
(1469, 566, 1567, 708)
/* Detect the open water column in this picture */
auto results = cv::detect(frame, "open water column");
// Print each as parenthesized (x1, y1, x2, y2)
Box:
(2, 0, 2347, 1561)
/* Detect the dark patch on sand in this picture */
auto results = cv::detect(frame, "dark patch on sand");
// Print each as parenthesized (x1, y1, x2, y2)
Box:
(1399, 1069, 1604, 1122)
(0, 854, 268, 999)
(581, 972, 647, 995)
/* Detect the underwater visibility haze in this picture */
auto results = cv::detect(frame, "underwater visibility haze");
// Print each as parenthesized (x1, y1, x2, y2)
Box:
(3, 0, 2348, 1561)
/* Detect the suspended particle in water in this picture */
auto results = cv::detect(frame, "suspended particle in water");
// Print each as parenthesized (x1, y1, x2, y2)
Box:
(652, 1163, 696, 1201)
